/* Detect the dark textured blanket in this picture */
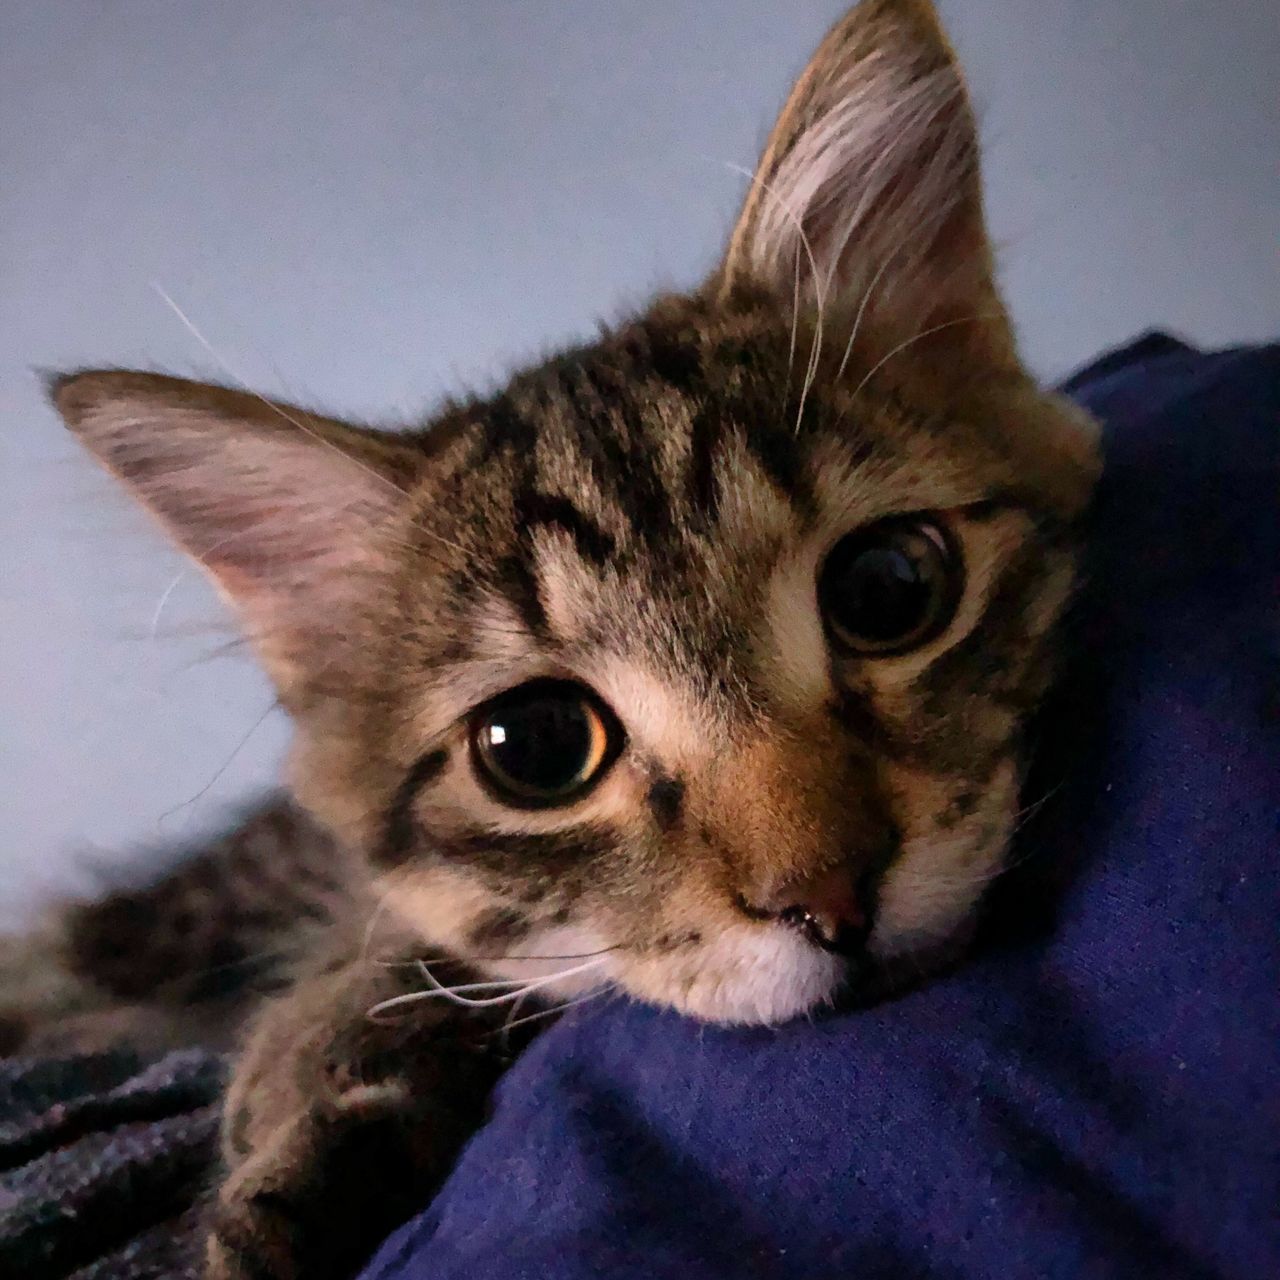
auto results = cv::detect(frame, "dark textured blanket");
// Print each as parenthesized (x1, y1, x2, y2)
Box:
(0, 1050, 225, 1279)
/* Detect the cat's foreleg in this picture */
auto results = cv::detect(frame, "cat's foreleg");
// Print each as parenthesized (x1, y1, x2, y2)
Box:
(205, 942, 522, 1280)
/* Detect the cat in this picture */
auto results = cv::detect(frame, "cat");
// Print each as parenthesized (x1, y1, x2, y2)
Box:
(31, 1, 1100, 1276)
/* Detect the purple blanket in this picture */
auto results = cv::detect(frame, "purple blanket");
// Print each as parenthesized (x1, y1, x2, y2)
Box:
(361, 334, 1280, 1280)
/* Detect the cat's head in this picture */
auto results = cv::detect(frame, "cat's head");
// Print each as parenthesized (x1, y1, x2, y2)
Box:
(53, 0, 1098, 1025)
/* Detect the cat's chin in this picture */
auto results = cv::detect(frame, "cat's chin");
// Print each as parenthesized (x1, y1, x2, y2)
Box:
(617, 915, 980, 1027)
(624, 924, 847, 1027)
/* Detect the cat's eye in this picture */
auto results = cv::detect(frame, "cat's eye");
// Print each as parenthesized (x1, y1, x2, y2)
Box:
(469, 679, 623, 808)
(819, 516, 960, 656)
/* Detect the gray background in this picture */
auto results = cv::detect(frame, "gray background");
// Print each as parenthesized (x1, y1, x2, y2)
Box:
(3, 1, 1277, 925)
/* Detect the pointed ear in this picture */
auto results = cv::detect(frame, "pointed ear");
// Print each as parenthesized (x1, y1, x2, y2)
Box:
(51, 370, 420, 701)
(719, 0, 1012, 357)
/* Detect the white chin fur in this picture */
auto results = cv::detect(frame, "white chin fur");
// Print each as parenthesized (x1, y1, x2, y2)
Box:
(622, 923, 845, 1026)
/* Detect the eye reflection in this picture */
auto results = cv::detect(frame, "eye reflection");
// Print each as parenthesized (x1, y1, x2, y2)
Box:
(470, 678, 622, 808)
(819, 515, 960, 655)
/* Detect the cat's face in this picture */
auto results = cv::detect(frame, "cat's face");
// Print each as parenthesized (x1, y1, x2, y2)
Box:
(53, 0, 1098, 1025)
(314, 296, 1094, 1025)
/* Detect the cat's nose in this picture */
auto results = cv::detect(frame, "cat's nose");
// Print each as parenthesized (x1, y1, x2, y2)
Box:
(744, 865, 870, 957)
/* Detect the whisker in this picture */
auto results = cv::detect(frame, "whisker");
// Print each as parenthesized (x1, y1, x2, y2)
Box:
(367, 954, 613, 1020)
(369, 978, 588, 1022)
(912, 838, 1050, 895)
(497, 983, 618, 1036)
(414, 954, 611, 1009)
(834, 250, 894, 386)
(847, 313, 1002, 401)
(784, 240, 802, 413)
(145, 503, 457, 646)
(1011, 782, 1066, 834)
(358, 895, 396, 974)
(414, 964, 541, 995)
(154, 696, 280, 824)
(121, 941, 299, 986)
(149, 569, 187, 640)
(829, 79, 967, 385)
(374, 943, 621, 969)
(148, 528, 245, 640)
(498, 988, 532, 1050)
(150, 283, 470, 560)
(722, 163, 827, 438)
(366, 989, 446, 1021)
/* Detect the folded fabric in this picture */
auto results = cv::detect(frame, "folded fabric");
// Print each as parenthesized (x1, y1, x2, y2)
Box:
(360, 334, 1280, 1280)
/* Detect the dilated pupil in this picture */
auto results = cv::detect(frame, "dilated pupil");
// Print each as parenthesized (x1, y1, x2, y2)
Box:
(836, 544, 932, 642)
(821, 518, 957, 652)
(482, 694, 592, 793)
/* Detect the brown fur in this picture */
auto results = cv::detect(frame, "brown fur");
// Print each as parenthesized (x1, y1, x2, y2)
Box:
(0, 797, 348, 1055)
(21, 5, 1099, 1276)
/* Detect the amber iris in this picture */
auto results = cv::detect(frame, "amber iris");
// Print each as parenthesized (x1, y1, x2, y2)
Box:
(471, 679, 621, 807)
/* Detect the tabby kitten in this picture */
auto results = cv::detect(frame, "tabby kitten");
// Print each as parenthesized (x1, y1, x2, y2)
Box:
(48, 2, 1098, 1276)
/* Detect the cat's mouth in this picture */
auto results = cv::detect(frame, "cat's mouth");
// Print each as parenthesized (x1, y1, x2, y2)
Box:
(734, 855, 883, 965)
(734, 890, 873, 963)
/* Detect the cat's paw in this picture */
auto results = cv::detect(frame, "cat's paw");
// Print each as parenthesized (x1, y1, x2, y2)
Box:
(205, 1078, 417, 1280)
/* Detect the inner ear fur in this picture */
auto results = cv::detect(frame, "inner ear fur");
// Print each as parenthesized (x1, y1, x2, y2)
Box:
(51, 370, 421, 702)
(717, 0, 1015, 365)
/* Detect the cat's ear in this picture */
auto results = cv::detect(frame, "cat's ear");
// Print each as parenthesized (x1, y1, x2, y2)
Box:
(718, 0, 1012, 357)
(51, 370, 419, 700)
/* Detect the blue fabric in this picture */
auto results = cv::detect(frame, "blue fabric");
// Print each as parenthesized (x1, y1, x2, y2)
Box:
(362, 335, 1280, 1280)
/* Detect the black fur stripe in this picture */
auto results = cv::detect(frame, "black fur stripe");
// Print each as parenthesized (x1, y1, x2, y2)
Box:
(376, 749, 449, 866)
(646, 775, 685, 831)
(687, 407, 814, 523)
(492, 550, 549, 637)
(912, 543, 1057, 713)
(829, 687, 910, 761)
(470, 394, 535, 468)
(435, 826, 613, 876)
(962, 491, 1074, 539)
(742, 416, 815, 514)
(627, 321, 704, 394)
(516, 489, 616, 566)
(558, 361, 677, 545)
(209, 1213, 282, 1280)
(468, 906, 533, 949)
(687, 403, 728, 521)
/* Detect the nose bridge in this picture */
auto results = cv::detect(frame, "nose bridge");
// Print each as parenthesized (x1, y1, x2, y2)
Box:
(709, 725, 883, 898)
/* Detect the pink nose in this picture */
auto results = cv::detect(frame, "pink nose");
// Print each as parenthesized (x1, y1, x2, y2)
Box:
(746, 864, 869, 956)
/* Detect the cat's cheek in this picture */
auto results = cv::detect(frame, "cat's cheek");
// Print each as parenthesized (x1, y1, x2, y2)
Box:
(869, 760, 1018, 960)
(620, 925, 844, 1026)
(869, 844, 995, 962)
